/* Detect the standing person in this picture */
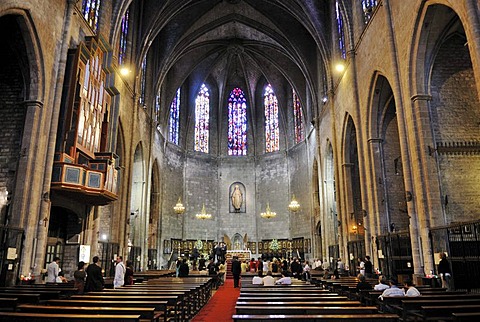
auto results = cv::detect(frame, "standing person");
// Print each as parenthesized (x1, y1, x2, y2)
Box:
(364, 256, 373, 278)
(124, 260, 134, 286)
(178, 258, 189, 277)
(198, 255, 206, 271)
(46, 257, 60, 283)
(337, 258, 345, 275)
(73, 261, 86, 294)
(303, 260, 311, 281)
(438, 252, 453, 291)
(113, 256, 126, 289)
(85, 256, 104, 292)
(241, 259, 248, 273)
(358, 258, 365, 275)
(231, 256, 242, 288)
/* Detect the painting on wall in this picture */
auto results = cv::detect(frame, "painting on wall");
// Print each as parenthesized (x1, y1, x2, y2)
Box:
(163, 240, 171, 254)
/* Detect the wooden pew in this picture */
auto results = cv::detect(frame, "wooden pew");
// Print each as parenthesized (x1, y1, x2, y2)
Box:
(18, 304, 160, 322)
(0, 297, 17, 311)
(0, 292, 40, 303)
(231, 313, 399, 321)
(236, 300, 362, 307)
(0, 312, 140, 321)
(235, 305, 379, 315)
(453, 312, 480, 321)
(0, 288, 61, 300)
(419, 305, 480, 321)
(47, 299, 169, 322)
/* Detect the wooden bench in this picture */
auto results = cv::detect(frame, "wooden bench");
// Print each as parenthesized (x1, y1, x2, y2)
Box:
(236, 300, 363, 307)
(18, 304, 160, 322)
(231, 313, 399, 321)
(453, 312, 480, 321)
(0, 288, 61, 300)
(379, 293, 480, 314)
(419, 305, 480, 321)
(0, 292, 40, 303)
(235, 305, 379, 315)
(0, 312, 140, 321)
(47, 299, 169, 322)
(0, 297, 17, 311)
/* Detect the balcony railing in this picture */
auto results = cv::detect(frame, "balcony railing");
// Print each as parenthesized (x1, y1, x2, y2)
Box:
(51, 152, 119, 205)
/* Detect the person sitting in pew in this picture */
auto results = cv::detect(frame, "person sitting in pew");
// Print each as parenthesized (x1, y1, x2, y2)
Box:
(374, 275, 390, 291)
(404, 279, 421, 297)
(275, 271, 292, 285)
(379, 277, 405, 300)
(356, 274, 372, 291)
(252, 271, 263, 284)
(262, 271, 275, 286)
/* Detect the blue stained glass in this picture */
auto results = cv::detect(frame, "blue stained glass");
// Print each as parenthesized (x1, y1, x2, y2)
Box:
(361, 0, 377, 24)
(82, 0, 101, 32)
(169, 88, 180, 144)
(118, 9, 129, 65)
(139, 57, 147, 105)
(336, 1, 346, 60)
(293, 90, 305, 144)
(264, 84, 279, 152)
(194, 84, 210, 153)
(228, 88, 247, 156)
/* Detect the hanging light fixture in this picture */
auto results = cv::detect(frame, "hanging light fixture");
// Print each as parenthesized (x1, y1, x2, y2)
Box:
(288, 194, 301, 212)
(173, 197, 185, 214)
(260, 203, 277, 219)
(195, 204, 212, 220)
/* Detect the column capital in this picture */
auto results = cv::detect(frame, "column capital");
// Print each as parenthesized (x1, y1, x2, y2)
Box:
(22, 100, 44, 108)
(368, 138, 383, 144)
(411, 94, 432, 102)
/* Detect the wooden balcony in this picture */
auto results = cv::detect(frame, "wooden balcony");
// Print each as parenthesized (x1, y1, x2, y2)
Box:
(51, 152, 119, 205)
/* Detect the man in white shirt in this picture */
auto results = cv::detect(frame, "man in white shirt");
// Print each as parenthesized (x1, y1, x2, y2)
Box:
(113, 256, 126, 289)
(46, 257, 60, 283)
(374, 275, 390, 291)
(404, 279, 421, 297)
(262, 271, 275, 286)
(275, 271, 292, 285)
(252, 271, 263, 284)
(379, 277, 405, 300)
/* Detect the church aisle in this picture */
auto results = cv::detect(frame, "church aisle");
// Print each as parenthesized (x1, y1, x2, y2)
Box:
(192, 278, 240, 322)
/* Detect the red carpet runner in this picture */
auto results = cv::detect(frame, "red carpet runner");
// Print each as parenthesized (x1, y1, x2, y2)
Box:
(191, 278, 240, 322)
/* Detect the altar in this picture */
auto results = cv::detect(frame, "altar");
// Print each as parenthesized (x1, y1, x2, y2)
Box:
(226, 250, 252, 261)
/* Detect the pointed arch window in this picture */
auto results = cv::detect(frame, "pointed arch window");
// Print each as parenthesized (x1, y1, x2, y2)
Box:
(82, 0, 101, 32)
(139, 57, 147, 105)
(264, 84, 279, 152)
(194, 84, 210, 153)
(361, 0, 377, 24)
(155, 94, 161, 130)
(293, 90, 305, 143)
(335, 0, 346, 59)
(169, 88, 181, 144)
(118, 9, 129, 65)
(228, 88, 247, 156)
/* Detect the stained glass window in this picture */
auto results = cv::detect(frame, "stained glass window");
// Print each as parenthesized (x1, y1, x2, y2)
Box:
(264, 84, 279, 152)
(335, 1, 346, 59)
(82, 0, 101, 32)
(293, 90, 305, 144)
(139, 57, 147, 105)
(228, 88, 247, 156)
(155, 94, 161, 129)
(169, 88, 181, 144)
(194, 84, 210, 153)
(118, 9, 129, 65)
(361, 0, 377, 24)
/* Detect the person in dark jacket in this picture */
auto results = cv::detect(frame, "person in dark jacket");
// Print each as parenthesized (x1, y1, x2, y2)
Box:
(231, 256, 242, 288)
(178, 258, 189, 277)
(85, 256, 104, 292)
(438, 252, 453, 290)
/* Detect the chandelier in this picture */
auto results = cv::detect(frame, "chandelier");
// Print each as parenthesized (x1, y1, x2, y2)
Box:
(195, 204, 212, 220)
(288, 194, 301, 212)
(173, 197, 185, 214)
(260, 203, 276, 219)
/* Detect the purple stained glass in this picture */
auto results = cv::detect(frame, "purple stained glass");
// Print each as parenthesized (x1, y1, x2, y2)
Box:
(118, 9, 129, 65)
(194, 84, 210, 153)
(169, 88, 180, 144)
(336, 1, 346, 60)
(264, 84, 279, 152)
(82, 0, 101, 32)
(228, 88, 247, 156)
(293, 90, 305, 144)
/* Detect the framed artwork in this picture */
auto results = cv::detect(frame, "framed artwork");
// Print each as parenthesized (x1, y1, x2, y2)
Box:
(248, 242, 256, 253)
(258, 242, 263, 251)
